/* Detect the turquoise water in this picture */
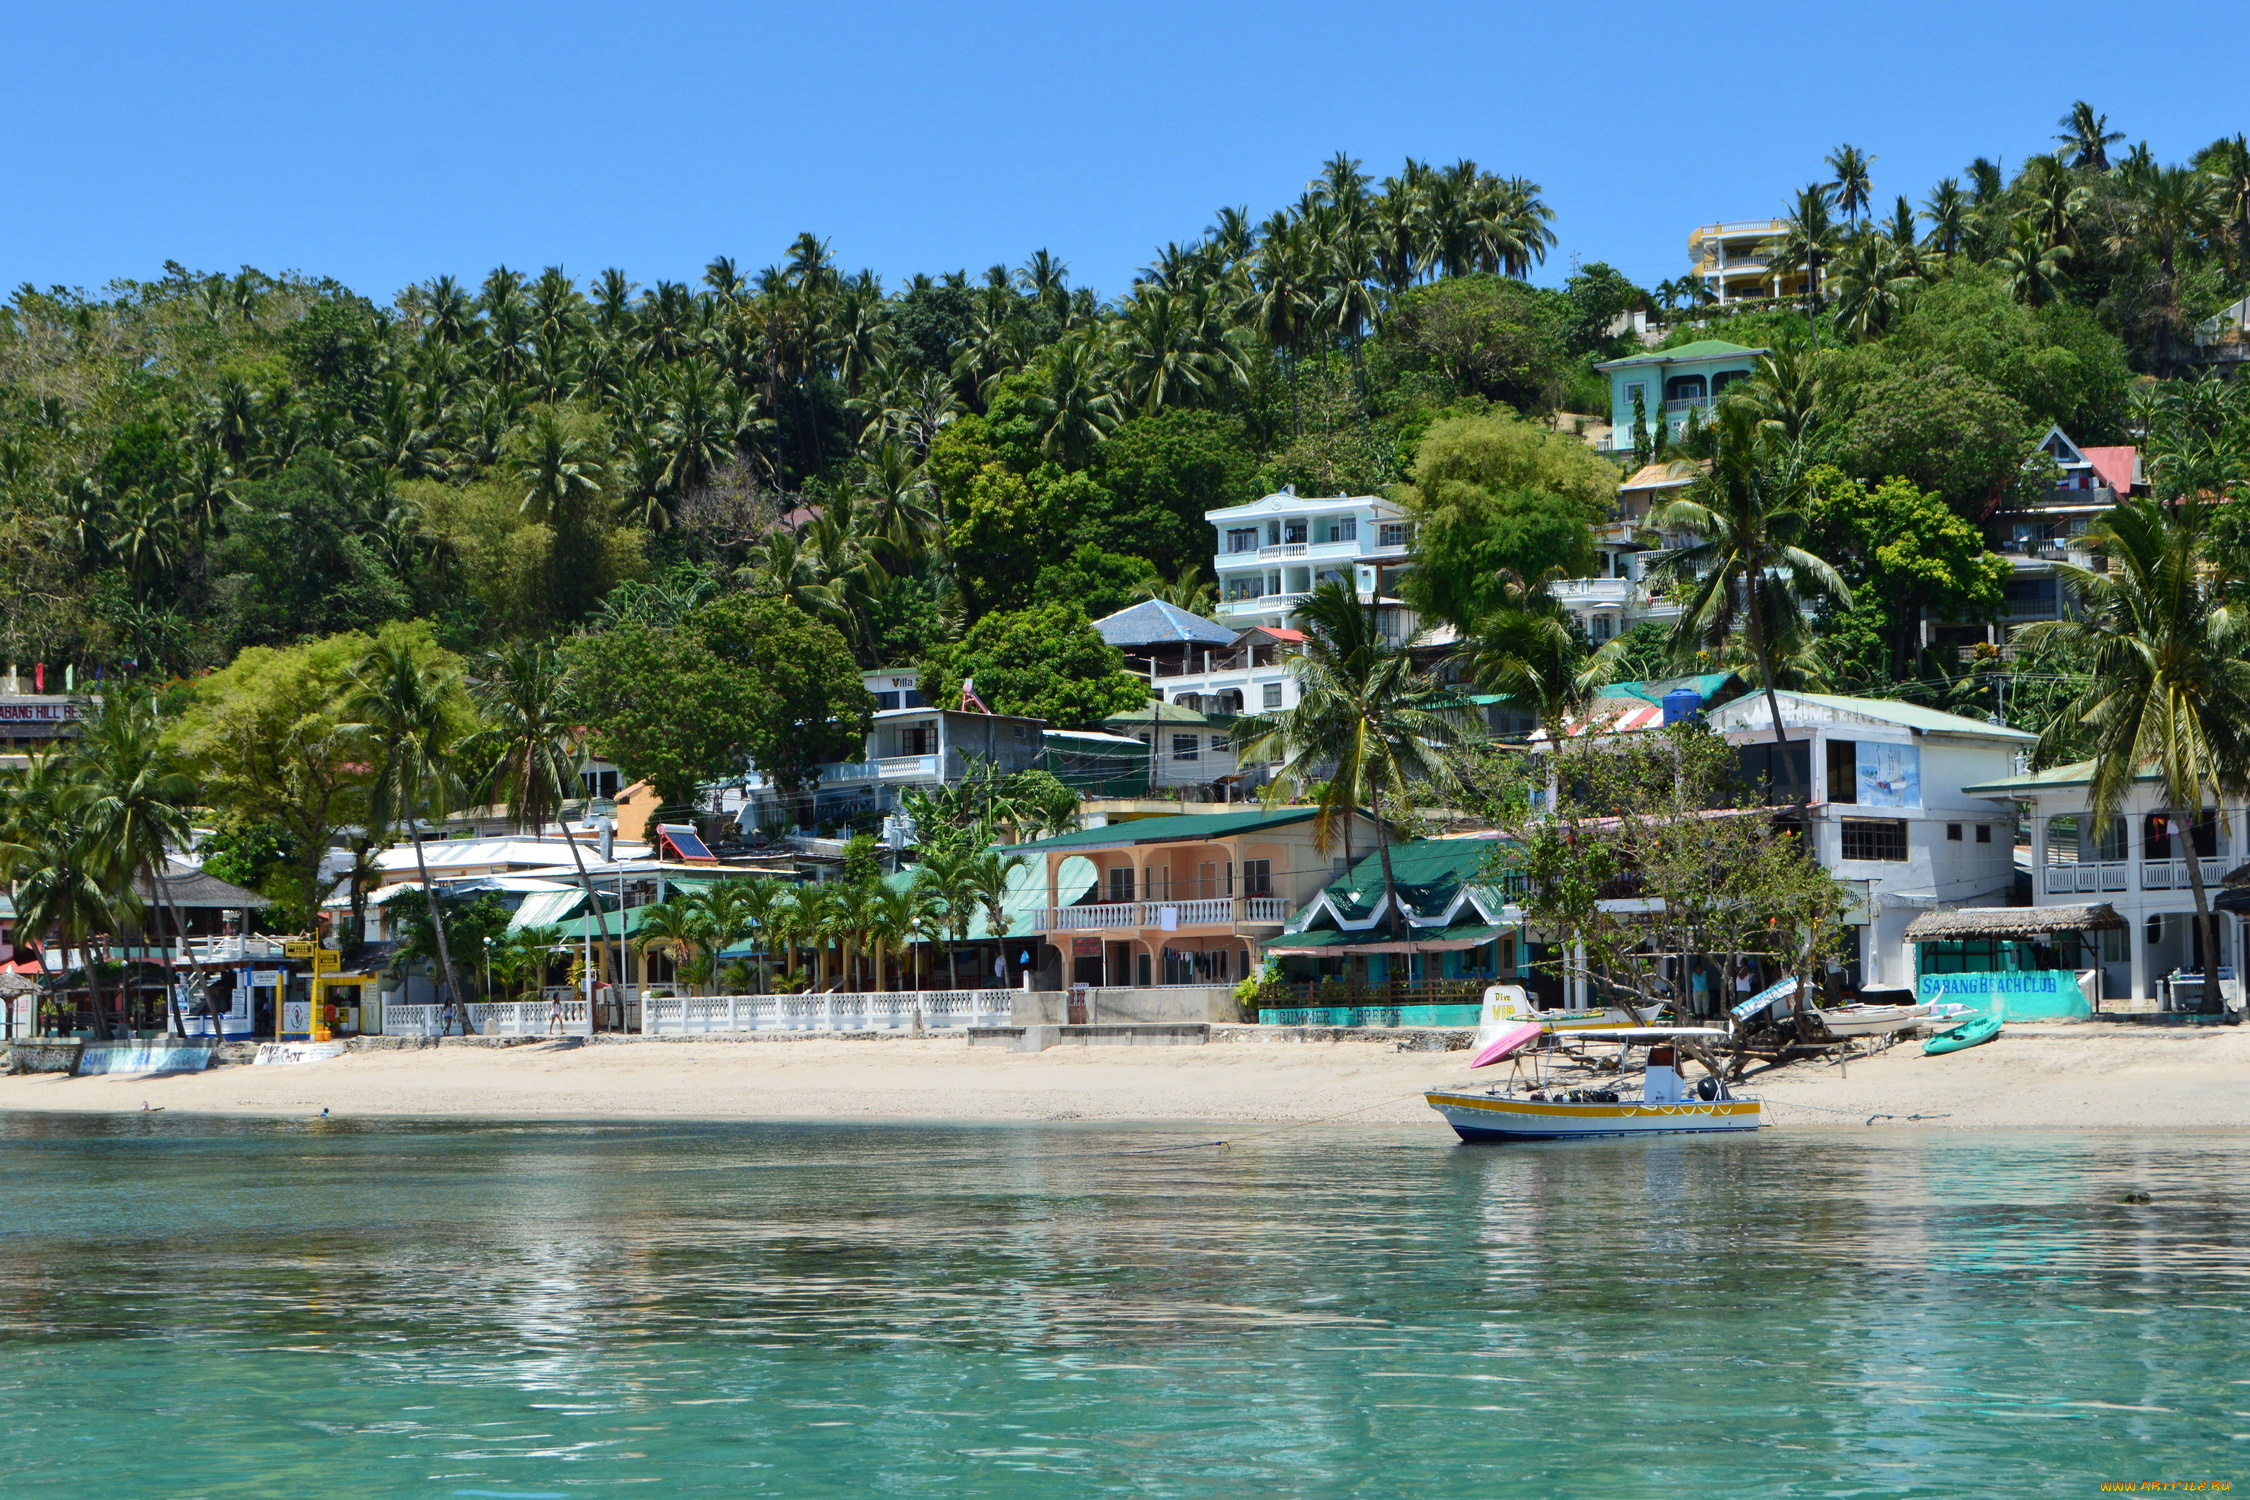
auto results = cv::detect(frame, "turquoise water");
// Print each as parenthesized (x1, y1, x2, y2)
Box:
(0, 1116, 2243, 1497)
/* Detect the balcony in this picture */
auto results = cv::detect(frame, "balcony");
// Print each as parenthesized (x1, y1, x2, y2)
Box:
(2140, 858, 2226, 891)
(2043, 862, 2130, 895)
(743, 754, 938, 794)
(1040, 897, 1292, 931)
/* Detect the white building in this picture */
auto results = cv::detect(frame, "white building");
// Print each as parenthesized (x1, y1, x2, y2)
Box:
(1700, 692, 2034, 990)
(1962, 760, 2243, 1007)
(1209, 487, 1415, 634)
(1551, 463, 1694, 644)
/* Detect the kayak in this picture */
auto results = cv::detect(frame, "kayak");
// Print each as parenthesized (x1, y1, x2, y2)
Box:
(1924, 1010, 2001, 1055)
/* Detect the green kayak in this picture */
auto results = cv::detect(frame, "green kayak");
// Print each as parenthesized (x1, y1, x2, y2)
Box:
(1924, 1011, 2001, 1055)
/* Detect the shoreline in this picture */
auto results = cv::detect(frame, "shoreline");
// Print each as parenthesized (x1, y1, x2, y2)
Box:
(2, 1023, 2246, 1131)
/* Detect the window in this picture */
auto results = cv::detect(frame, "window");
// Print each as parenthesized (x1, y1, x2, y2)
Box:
(1224, 576, 1265, 601)
(1339, 517, 1357, 541)
(1243, 859, 1273, 897)
(1174, 693, 1202, 711)
(1283, 520, 1307, 544)
(1735, 742, 1811, 800)
(873, 690, 901, 711)
(1226, 528, 1259, 554)
(1589, 614, 1615, 643)
(893, 725, 934, 757)
(1108, 867, 1135, 903)
(1947, 823, 1963, 841)
(1172, 734, 1199, 762)
(1379, 523, 1410, 549)
(1840, 819, 1909, 862)
(1209, 735, 1228, 753)
(1826, 739, 1857, 805)
(1664, 374, 1708, 403)
(1712, 369, 1751, 396)
(1262, 682, 1284, 710)
(1976, 824, 1992, 844)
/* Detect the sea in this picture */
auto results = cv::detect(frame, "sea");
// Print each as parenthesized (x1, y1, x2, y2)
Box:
(0, 1113, 2241, 1496)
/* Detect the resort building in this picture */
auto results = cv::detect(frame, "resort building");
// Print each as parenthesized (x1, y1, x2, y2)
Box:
(1693, 692, 2033, 990)
(1961, 761, 2246, 1010)
(1687, 220, 1810, 305)
(1955, 427, 2142, 650)
(1593, 340, 1767, 455)
(1209, 487, 1417, 637)
(1266, 834, 1521, 992)
(1551, 462, 1697, 642)
(1004, 806, 1379, 989)
(723, 700, 1050, 834)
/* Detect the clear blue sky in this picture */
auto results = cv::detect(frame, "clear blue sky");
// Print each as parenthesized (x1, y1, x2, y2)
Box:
(5, 0, 2248, 306)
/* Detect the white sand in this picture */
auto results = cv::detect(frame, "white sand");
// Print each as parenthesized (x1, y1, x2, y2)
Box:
(3, 1024, 2246, 1131)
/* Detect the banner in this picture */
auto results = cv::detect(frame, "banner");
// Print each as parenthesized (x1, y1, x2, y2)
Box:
(1916, 968, 2090, 1020)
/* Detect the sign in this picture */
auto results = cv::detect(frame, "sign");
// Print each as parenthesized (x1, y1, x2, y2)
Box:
(1856, 742, 1921, 808)
(1916, 969, 2090, 1020)
(1731, 975, 1801, 1021)
(311, 947, 340, 974)
(1071, 937, 1102, 958)
(254, 1041, 346, 1066)
(282, 940, 315, 959)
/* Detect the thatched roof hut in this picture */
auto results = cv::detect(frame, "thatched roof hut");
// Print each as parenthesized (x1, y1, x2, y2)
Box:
(1903, 903, 2124, 941)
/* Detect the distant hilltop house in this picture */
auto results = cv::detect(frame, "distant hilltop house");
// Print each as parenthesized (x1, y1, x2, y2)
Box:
(1687, 219, 1813, 307)
(1593, 340, 1768, 455)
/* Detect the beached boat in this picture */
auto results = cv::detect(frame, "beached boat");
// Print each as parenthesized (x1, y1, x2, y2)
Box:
(1476, 983, 1665, 1034)
(1427, 1023, 1761, 1141)
(1923, 1010, 2001, 1055)
(1805, 1002, 1931, 1039)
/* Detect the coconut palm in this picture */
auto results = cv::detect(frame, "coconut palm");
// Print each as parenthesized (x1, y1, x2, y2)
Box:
(346, 635, 475, 1012)
(2057, 101, 2125, 172)
(1764, 185, 1839, 333)
(1231, 580, 1466, 941)
(1824, 144, 1876, 223)
(73, 691, 201, 1034)
(1021, 333, 1123, 466)
(2017, 499, 2250, 1007)
(1650, 404, 1851, 802)
(1995, 219, 2074, 308)
(1921, 178, 1970, 259)
(636, 898, 709, 995)
(1462, 571, 1627, 739)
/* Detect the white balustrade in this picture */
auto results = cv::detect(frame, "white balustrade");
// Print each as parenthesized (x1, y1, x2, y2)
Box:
(1043, 897, 1291, 930)
(1242, 897, 1290, 923)
(641, 989, 1016, 1036)
(2141, 858, 2226, 891)
(2045, 862, 2130, 894)
(1049, 902, 1143, 931)
(379, 999, 590, 1036)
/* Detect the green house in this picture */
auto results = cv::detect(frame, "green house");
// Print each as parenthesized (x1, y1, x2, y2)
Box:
(1594, 339, 1767, 452)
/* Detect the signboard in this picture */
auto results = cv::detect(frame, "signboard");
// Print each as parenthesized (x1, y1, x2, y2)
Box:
(1916, 969, 2091, 1020)
(282, 941, 315, 959)
(1731, 975, 1801, 1022)
(1856, 743, 1921, 808)
(311, 947, 340, 974)
(1071, 937, 1102, 958)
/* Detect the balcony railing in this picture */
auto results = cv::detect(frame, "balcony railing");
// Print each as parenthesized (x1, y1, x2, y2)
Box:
(2141, 858, 2226, 891)
(2044, 862, 2130, 894)
(1041, 897, 1292, 931)
(1260, 542, 1308, 558)
(744, 754, 938, 793)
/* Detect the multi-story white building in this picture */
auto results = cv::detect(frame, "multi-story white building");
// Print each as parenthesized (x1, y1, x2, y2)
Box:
(1210, 487, 1415, 633)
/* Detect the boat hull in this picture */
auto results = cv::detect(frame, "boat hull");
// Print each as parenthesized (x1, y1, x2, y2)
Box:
(1923, 1013, 2001, 1055)
(1811, 1004, 1931, 1039)
(1425, 1090, 1763, 1141)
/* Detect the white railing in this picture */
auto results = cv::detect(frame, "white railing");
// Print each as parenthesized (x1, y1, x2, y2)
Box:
(743, 754, 938, 792)
(2141, 858, 2226, 891)
(1042, 898, 1291, 930)
(641, 989, 1016, 1035)
(1049, 902, 1144, 931)
(189, 936, 290, 963)
(2045, 862, 2130, 894)
(381, 1000, 591, 1036)
(1259, 542, 1308, 558)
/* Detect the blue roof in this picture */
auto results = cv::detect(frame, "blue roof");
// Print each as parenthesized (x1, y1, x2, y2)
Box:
(1091, 599, 1239, 649)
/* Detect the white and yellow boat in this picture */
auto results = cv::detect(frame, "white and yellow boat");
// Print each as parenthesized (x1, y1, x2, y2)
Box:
(1426, 1019, 1760, 1142)
(1475, 983, 1665, 1033)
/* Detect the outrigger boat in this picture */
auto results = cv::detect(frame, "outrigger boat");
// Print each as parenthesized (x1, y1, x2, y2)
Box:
(1475, 983, 1665, 1033)
(1804, 1001, 1931, 1039)
(1426, 1013, 1761, 1141)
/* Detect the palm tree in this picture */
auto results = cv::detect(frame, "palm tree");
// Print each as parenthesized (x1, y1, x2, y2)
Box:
(1462, 571, 1626, 738)
(635, 898, 708, 995)
(1824, 144, 1876, 223)
(2057, 102, 2125, 172)
(1231, 581, 1465, 942)
(1828, 234, 1918, 340)
(1995, 219, 2074, 307)
(2017, 499, 2250, 1007)
(2, 753, 132, 1038)
(2202, 134, 2250, 333)
(727, 879, 790, 993)
(1765, 185, 1839, 336)
(346, 635, 473, 1016)
(1650, 405, 1851, 802)
(1921, 178, 1970, 259)
(73, 692, 201, 1034)
(2132, 166, 2223, 375)
(1021, 333, 1123, 466)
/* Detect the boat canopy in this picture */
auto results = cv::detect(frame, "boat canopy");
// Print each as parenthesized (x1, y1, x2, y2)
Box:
(1549, 1026, 1734, 1040)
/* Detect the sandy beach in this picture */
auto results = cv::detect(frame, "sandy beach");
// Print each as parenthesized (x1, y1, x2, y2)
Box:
(2, 1023, 2246, 1131)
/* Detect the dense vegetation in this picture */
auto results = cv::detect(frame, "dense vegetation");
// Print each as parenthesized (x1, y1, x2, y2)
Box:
(0, 107, 2245, 857)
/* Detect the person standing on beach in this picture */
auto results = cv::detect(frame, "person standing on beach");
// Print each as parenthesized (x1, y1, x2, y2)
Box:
(548, 993, 564, 1036)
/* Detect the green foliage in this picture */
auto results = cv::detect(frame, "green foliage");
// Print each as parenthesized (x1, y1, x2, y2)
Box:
(211, 457, 413, 652)
(389, 891, 513, 975)
(1393, 411, 1613, 629)
(1031, 543, 1158, 621)
(196, 819, 298, 902)
(1371, 274, 1570, 411)
(1802, 466, 2008, 677)
(567, 593, 872, 806)
(1089, 409, 1258, 575)
(1826, 361, 2037, 517)
(918, 602, 1147, 727)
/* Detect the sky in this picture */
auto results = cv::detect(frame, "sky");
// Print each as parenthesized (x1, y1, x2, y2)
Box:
(5, 0, 2250, 307)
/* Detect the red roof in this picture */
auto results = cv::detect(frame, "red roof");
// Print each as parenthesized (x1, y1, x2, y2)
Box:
(2081, 446, 2138, 494)
(1259, 628, 1306, 642)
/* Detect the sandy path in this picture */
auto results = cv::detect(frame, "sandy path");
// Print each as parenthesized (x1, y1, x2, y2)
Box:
(1, 1025, 2244, 1130)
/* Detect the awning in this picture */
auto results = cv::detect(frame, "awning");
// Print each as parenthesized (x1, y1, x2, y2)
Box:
(508, 888, 587, 933)
(1904, 903, 2125, 940)
(1266, 922, 1507, 956)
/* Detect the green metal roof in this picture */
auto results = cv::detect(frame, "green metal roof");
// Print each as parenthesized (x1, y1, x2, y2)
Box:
(1103, 703, 1235, 729)
(1268, 921, 1505, 951)
(1782, 693, 2039, 742)
(1000, 806, 1327, 852)
(1596, 339, 1766, 369)
(1596, 672, 1740, 706)
(1963, 758, 2158, 797)
(1308, 837, 1516, 924)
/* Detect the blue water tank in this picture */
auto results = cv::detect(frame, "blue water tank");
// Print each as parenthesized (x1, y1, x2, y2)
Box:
(1661, 687, 1703, 725)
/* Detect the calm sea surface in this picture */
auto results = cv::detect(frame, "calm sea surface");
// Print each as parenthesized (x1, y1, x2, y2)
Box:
(0, 1113, 2242, 1497)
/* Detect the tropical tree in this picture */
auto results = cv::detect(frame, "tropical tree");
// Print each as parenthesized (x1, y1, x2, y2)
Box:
(346, 629, 478, 1013)
(1232, 580, 1467, 940)
(2057, 101, 2125, 172)
(1462, 570, 1626, 737)
(2016, 499, 2250, 1007)
(1650, 404, 1852, 802)
(1824, 144, 1877, 223)
(73, 691, 201, 1034)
